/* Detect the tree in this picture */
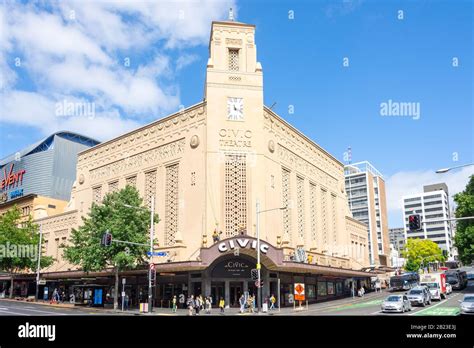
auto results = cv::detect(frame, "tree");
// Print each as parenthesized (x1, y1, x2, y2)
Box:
(0, 206, 53, 298)
(454, 175, 474, 265)
(401, 238, 445, 272)
(63, 185, 158, 310)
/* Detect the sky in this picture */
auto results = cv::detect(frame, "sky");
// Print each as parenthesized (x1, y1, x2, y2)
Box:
(0, 0, 473, 228)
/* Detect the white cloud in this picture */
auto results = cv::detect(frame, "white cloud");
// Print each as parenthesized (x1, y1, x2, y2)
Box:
(0, 0, 235, 142)
(385, 166, 474, 227)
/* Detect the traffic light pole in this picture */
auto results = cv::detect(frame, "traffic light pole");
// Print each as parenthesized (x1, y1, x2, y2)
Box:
(256, 200, 261, 313)
(148, 196, 155, 313)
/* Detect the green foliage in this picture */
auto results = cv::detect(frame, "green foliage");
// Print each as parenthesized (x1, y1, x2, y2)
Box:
(63, 185, 158, 272)
(0, 206, 53, 274)
(401, 238, 445, 272)
(454, 175, 474, 264)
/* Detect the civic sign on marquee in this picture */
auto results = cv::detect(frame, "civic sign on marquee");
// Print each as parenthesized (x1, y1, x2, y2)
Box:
(294, 283, 305, 301)
(218, 238, 269, 254)
(1, 163, 26, 191)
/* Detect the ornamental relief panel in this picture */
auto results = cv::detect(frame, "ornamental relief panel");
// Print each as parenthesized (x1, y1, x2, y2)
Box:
(277, 144, 338, 191)
(89, 139, 186, 182)
(263, 110, 342, 179)
(77, 104, 205, 171)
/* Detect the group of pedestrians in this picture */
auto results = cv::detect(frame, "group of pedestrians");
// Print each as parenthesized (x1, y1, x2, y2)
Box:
(185, 294, 216, 315)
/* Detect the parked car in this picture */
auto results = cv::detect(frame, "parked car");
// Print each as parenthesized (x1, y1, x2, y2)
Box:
(459, 294, 474, 315)
(446, 283, 453, 295)
(381, 295, 412, 313)
(407, 286, 432, 307)
(467, 273, 474, 281)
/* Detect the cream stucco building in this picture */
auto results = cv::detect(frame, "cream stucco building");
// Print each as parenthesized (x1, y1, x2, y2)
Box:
(24, 18, 373, 307)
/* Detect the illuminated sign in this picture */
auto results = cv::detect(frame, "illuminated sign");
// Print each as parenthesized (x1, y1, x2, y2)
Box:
(10, 189, 24, 200)
(1, 163, 26, 191)
(218, 238, 269, 254)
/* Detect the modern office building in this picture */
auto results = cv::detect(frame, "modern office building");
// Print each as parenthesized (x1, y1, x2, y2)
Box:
(5, 17, 375, 307)
(344, 161, 390, 266)
(402, 183, 454, 258)
(389, 227, 406, 253)
(0, 132, 99, 220)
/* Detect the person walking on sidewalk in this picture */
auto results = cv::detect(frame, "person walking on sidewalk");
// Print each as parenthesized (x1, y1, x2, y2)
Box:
(195, 296, 201, 315)
(187, 295, 195, 316)
(269, 294, 276, 310)
(172, 295, 177, 313)
(239, 294, 246, 313)
(219, 297, 225, 314)
(205, 297, 211, 314)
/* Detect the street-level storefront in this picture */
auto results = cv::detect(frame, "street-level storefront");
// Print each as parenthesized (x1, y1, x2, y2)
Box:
(7, 237, 373, 308)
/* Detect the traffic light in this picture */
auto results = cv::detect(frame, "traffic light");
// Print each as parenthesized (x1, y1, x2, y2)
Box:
(101, 232, 112, 247)
(408, 214, 422, 231)
(251, 268, 258, 281)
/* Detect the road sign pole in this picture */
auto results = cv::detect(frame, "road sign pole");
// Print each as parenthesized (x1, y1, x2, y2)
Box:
(148, 196, 155, 313)
(35, 224, 43, 301)
(256, 199, 262, 313)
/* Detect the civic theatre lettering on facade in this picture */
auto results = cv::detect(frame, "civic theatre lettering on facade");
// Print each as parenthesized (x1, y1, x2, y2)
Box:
(17, 18, 374, 307)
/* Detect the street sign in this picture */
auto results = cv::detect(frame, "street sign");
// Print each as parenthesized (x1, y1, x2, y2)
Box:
(294, 283, 305, 301)
(38, 279, 46, 285)
(147, 251, 169, 257)
(122, 278, 126, 285)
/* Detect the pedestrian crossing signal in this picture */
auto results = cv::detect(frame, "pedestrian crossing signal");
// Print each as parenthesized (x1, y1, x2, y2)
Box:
(251, 268, 258, 281)
(408, 214, 422, 231)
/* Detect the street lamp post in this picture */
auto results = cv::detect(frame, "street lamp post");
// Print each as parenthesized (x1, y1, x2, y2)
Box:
(255, 200, 287, 313)
(35, 223, 43, 301)
(120, 198, 156, 312)
(436, 163, 473, 173)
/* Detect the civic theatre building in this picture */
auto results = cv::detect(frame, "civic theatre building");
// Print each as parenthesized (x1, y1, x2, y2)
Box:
(29, 18, 373, 307)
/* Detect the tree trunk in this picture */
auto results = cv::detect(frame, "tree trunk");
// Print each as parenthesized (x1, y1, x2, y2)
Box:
(114, 267, 119, 310)
(9, 274, 14, 299)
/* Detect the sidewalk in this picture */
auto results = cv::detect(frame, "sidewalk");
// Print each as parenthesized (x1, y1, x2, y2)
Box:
(0, 290, 388, 316)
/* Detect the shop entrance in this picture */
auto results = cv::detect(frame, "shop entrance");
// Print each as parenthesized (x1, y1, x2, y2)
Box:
(229, 282, 243, 307)
(211, 282, 224, 304)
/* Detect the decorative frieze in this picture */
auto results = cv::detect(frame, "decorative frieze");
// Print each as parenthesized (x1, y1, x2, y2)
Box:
(89, 139, 186, 181)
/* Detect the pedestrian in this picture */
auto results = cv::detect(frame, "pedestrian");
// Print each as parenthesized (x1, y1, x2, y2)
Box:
(239, 294, 245, 313)
(187, 295, 194, 316)
(172, 295, 177, 313)
(124, 293, 129, 310)
(205, 297, 211, 314)
(195, 295, 201, 315)
(219, 297, 225, 314)
(247, 295, 254, 313)
(269, 294, 276, 310)
(252, 295, 256, 312)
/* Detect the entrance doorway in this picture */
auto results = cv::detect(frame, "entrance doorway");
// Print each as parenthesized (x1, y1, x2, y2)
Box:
(229, 282, 243, 307)
(211, 282, 224, 305)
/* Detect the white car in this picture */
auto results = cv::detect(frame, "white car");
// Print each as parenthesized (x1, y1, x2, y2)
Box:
(459, 294, 474, 315)
(381, 295, 412, 313)
(446, 283, 452, 295)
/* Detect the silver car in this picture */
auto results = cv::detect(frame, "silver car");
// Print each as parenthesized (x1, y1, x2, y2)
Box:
(407, 287, 432, 307)
(381, 295, 412, 313)
(459, 294, 474, 315)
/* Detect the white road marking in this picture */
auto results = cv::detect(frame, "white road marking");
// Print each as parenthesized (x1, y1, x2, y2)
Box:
(0, 308, 29, 316)
(10, 307, 67, 315)
(409, 299, 447, 316)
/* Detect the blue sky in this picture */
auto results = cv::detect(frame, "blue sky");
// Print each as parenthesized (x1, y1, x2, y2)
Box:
(1, 0, 473, 227)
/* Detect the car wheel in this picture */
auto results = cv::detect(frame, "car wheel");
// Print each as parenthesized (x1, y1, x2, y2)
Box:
(422, 301, 426, 307)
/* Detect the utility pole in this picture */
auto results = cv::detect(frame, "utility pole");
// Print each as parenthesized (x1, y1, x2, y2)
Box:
(148, 196, 155, 312)
(256, 200, 262, 313)
(35, 223, 43, 301)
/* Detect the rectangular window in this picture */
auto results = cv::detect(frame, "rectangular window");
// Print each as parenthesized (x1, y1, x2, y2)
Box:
(108, 180, 119, 193)
(126, 176, 137, 187)
(92, 186, 102, 204)
(282, 168, 291, 242)
(317, 281, 327, 296)
(228, 49, 239, 71)
(145, 170, 157, 209)
(297, 176, 305, 241)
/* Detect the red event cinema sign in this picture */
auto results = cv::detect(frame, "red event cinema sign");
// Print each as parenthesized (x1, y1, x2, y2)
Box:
(1, 163, 26, 191)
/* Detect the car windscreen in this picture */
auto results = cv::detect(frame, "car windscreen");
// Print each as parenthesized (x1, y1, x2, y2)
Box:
(463, 296, 474, 302)
(408, 290, 422, 295)
(386, 296, 402, 302)
(421, 282, 438, 289)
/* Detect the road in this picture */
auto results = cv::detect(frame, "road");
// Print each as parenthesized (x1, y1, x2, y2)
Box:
(0, 300, 131, 316)
(307, 280, 474, 316)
